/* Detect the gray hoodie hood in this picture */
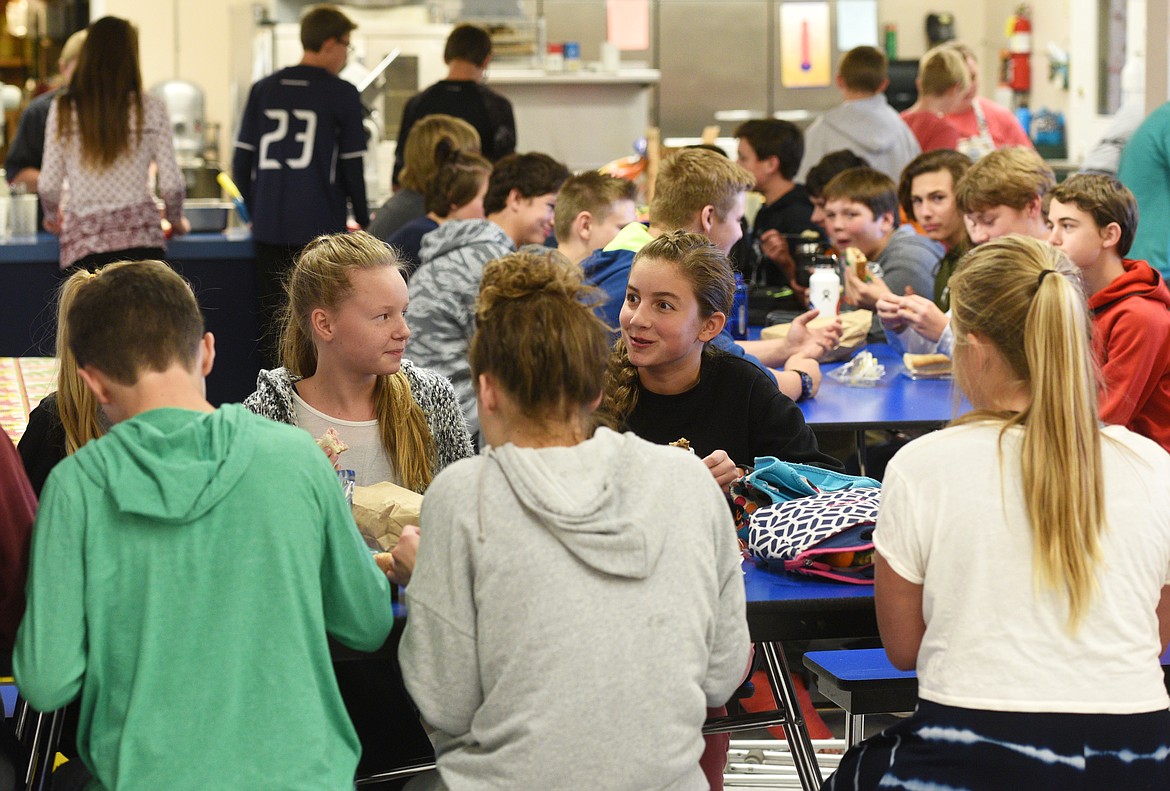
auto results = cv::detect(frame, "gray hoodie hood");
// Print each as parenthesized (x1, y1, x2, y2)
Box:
(419, 218, 514, 265)
(483, 428, 666, 579)
(819, 94, 907, 158)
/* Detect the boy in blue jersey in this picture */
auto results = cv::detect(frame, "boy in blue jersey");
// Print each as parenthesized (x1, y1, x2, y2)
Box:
(14, 260, 394, 791)
(233, 4, 370, 366)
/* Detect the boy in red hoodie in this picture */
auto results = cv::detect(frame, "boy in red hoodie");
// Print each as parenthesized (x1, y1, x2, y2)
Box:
(1048, 174, 1170, 451)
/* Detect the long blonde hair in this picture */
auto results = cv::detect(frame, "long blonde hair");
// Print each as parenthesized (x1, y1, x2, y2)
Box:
(57, 270, 105, 454)
(599, 231, 734, 426)
(280, 231, 437, 492)
(950, 235, 1104, 629)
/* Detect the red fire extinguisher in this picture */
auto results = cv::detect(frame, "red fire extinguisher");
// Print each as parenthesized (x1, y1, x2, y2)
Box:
(1008, 6, 1032, 93)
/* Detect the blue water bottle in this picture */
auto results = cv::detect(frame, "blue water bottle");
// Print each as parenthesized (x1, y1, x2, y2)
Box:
(732, 272, 749, 339)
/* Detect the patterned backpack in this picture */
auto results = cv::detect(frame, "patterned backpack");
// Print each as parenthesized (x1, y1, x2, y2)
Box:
(747, 488, 881, 584)
(729, 457, 880, 542)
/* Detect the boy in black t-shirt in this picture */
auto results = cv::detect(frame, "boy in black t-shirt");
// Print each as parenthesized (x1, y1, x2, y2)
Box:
(734, 120, 825, 285)
(393, 24, 516, 187)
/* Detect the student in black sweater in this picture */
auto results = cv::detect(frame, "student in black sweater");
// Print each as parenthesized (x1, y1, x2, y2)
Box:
(17, 270, 107, 496)
(601, 231, 841, 481)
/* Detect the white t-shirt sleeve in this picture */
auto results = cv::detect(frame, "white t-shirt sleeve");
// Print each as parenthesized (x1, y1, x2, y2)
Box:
(873, 466, 926, 585)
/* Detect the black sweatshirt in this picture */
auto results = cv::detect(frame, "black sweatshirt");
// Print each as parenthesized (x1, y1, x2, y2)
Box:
(625, 352, 842, 471)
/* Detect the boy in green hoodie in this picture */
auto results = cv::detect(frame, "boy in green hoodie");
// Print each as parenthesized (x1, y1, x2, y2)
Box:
(14, 260, 395, 791)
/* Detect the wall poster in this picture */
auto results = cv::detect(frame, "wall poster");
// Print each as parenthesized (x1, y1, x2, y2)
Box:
(780, 2, 831, 88)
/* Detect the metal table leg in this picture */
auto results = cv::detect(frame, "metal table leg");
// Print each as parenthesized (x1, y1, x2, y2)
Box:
(761, 641, 823, 790)
(855, 429, 869, 477)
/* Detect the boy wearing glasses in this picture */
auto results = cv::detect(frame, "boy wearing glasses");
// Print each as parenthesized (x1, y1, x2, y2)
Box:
(233, 4, 370, 366)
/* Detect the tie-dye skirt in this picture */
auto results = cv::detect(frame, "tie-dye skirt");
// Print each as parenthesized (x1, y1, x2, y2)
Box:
(822, 699, 1170, 790)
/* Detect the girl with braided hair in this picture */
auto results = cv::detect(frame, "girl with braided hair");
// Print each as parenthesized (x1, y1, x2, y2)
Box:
(600, 230, 840, 486)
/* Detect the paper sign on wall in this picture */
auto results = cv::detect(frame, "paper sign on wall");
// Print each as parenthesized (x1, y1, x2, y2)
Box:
(607, 0, 650, 51)
(836, 0, 878, 51)
(780, 3, 831, 88)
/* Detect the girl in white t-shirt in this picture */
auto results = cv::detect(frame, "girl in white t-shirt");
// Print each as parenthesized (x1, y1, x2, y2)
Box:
(826, 235, 1170, 790)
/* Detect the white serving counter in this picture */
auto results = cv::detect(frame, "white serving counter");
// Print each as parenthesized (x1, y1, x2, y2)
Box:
(487, 67, 661, 172)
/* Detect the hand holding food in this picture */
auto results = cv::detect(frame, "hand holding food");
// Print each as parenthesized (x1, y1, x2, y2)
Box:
(703, 449, 739, 490)
(376, 524, 420, 586)
(844, 247, 873, 282)
(316, 427, 349, 455)
(843, 259, 892, 310)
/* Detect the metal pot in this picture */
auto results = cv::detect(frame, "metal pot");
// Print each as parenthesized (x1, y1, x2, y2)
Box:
(184, 199, 233, 232)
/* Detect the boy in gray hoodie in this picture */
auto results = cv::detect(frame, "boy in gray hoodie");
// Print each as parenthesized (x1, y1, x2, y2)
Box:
(407, 152, 570, 437)
(796, 46, 921, 184)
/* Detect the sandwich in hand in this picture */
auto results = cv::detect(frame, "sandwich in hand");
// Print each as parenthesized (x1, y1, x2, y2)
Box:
(903, 353, 952, 377)
(845, 247, 873, 282)
(316, 427, 349, 455)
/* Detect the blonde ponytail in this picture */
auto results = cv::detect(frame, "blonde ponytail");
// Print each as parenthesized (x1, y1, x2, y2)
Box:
(56, 270, 105, 454)
(950, 235, 1104, 630)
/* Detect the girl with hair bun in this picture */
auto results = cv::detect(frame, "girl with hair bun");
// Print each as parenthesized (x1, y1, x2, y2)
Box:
(387, 142, 491, 276)
(828, 235, 1170, 789)
(244, 229, 472, 492)
(399, 248, 750, 791)
(601, 230, 840, 485)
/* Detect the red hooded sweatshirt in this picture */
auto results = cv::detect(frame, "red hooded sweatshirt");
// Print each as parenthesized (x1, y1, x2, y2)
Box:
(1089, 258, 1170, 452)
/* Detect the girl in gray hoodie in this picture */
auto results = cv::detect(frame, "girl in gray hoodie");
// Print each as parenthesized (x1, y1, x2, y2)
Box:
(399, 249, 751, 790)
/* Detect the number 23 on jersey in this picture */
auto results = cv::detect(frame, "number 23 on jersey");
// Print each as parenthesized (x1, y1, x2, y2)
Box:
(258, 109, 318, 170)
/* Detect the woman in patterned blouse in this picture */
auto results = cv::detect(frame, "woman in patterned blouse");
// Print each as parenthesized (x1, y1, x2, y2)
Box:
(39, 16, 187, 271)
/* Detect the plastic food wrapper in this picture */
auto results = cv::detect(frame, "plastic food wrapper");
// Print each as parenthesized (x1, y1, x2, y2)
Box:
(351, 481, 423, 553)
(337, 469, 356, 507)
(829, 350, 885, 387)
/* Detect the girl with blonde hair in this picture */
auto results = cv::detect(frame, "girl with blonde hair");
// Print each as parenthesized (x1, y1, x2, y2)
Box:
(18, 269, 107, 494)
(827, 235, 1170, 789)
(387, 142, 491, 276)
(601, 230, 839, 486)
(400, 248, 749, 790)
(244, 230, 472, 490)
(370, 114, 481, 240)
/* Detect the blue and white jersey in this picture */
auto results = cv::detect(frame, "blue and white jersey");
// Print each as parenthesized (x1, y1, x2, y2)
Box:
(234, 65, 368, 246)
